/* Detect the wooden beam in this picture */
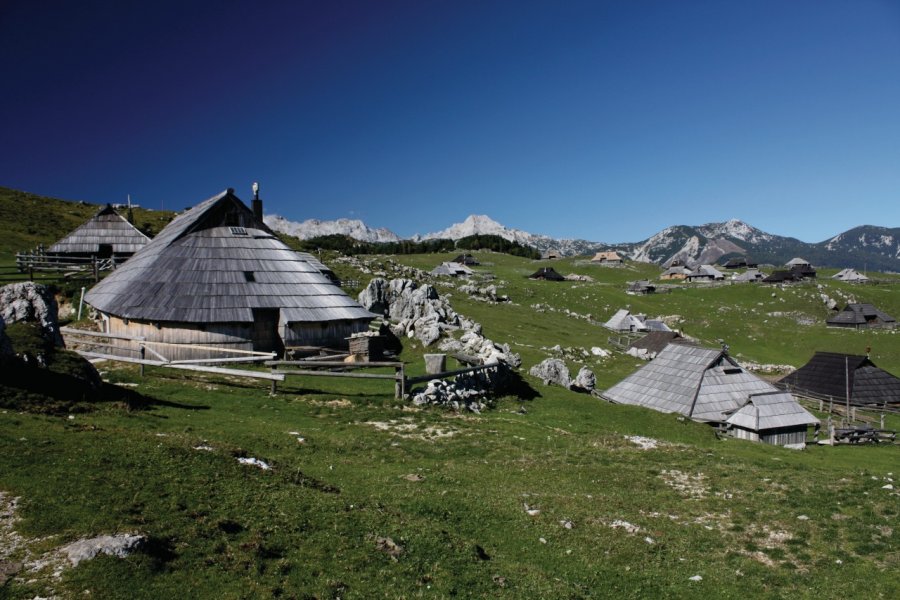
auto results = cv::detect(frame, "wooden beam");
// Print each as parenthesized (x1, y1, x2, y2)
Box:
(62, 327, 146, 342)
(270, 369, 396, 380)
(405, 363, 498, 386)
(266, 360, 403, 369)
(165, 364, 284, 381)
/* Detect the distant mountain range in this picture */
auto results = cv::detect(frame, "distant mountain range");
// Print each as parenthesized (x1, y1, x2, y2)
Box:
(264, 215, 401, 243)
(267, 213, 900, 272)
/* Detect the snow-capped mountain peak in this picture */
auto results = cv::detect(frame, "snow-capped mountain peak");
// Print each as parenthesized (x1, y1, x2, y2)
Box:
(697, 219, 772, 243)
(421, 215, 518, 240)
(264, 214, 401, 243)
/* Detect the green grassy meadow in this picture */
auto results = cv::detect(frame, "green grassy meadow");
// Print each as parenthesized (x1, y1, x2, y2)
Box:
(2, 244, 899, 597)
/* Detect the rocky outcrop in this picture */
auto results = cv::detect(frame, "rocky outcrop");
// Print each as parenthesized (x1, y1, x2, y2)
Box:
(528, 358, 595, 393)
(358, 278, 520, 367)
(0, 283, 64, 347)
(529, 358, 571, 388)
(571, 366, 596, 392)
(458, 283, 509, 303)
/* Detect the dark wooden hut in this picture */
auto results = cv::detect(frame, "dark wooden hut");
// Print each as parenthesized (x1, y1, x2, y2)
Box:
(83, 189, 375, 360)
(826, 304, 896, 330)
(528, 267, 565, 281)
(778, 352, 900, 407)
(48, 204, 149, 261)
(453, 254, 479, 266)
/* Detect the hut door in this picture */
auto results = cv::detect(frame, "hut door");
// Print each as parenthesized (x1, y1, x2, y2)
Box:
(98, 244, 113, 258)
(251, 308, 284, 355)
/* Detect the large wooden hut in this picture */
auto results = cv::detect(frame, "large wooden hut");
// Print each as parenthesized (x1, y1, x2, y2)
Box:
(84, 189, 375, 360)
(601, 344, 815, 446)
(826, 303, 896, 330)
(778, 352, 900, 408)
(48, 204, 149, 261)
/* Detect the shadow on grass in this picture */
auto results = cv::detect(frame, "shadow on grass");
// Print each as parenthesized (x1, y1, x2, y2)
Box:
(0, 370, 210, 415)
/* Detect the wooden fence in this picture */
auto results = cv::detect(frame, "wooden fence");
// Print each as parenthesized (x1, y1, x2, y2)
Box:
(62, 327, 498, 398)
(266, 355, 499, 399)
(15, 252, 116, 282)
(61, 327, 282, 383)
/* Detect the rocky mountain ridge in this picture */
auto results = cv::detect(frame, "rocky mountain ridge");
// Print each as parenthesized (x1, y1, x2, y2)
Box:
(264, 213, 899, 272)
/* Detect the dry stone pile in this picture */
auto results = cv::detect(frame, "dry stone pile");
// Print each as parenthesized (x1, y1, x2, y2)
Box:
(359, 277, 523, 411)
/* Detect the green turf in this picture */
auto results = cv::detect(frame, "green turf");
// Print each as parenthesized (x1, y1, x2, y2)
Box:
(2, 222, 899, 598)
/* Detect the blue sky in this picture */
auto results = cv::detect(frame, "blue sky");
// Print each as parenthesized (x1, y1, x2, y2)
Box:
(2, 0, 899, 243)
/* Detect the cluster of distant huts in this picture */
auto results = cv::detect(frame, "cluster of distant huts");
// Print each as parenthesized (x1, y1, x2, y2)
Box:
(44, 193, 897, 448)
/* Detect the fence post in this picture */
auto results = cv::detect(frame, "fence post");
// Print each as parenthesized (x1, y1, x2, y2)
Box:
(395, 364, 406, 399)
(139, 346, 145, 377)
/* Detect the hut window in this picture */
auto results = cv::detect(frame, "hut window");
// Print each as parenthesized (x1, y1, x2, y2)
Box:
(243, 271, 255, 282)
(723, 367, 743, 374)
(230, 226, 248, 236)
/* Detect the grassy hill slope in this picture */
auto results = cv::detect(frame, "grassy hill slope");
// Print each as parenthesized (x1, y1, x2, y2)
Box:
(0, 186, 173, 255)
(1, 191, 898, 598)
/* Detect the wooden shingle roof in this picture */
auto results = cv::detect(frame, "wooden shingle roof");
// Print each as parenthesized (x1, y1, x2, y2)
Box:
(48, 204, 149, 255)
(84, 190, 374, 325)
(826, 303, 895, 327)
(601, 344, 777, 422)
(725, 391, 819, 431)
(778, 351, 900, 406)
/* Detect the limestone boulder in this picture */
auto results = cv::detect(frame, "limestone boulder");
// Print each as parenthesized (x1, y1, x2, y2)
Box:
(0, 282, 64, 347)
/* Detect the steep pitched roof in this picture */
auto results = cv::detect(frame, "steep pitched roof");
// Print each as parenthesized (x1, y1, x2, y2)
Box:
(529, 267, 565, 281)
(725, 391, 819, 430)
(778, 351, 900, 406)
(431, 261, 474, 276)
(84, 190, 374, 324)
(687, 265, 725, 280)
(832, 268, 868, 282)
(601, 344, 777, 422)
(591, 251, 622, 262)
(603, 309, 647, 332)
(627, 331, 690, 355)
(786, 257, 810, 267)
(826, 303, 896, 327)
(732, 269, 765, 282)
(48, 204, 149, 255)
(660, 266, 691, 277)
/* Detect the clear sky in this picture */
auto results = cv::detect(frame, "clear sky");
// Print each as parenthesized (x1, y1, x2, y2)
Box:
(2, 0, 899, 243)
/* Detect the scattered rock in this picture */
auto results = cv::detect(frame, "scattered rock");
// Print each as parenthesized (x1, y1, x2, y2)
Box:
(609, 520, 641, 534)
(529, 358, 570, 388)
(237, 457, 271, 470)
(59, 534, 145, 567)
(625, 435, 660, 450)
(570, 366, 596, 392)
(375, 536, 403, 559)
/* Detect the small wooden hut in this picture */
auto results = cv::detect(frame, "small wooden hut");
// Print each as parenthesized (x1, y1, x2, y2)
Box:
(48, 204, 149, 261)
(430, 261, 474, 277)
(724, 391, 819, 447)
(826, 304, 896, 330)
(591, 251, 623, 265)
(84, 189, 375, 359)
(528, 267, 565, 281)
